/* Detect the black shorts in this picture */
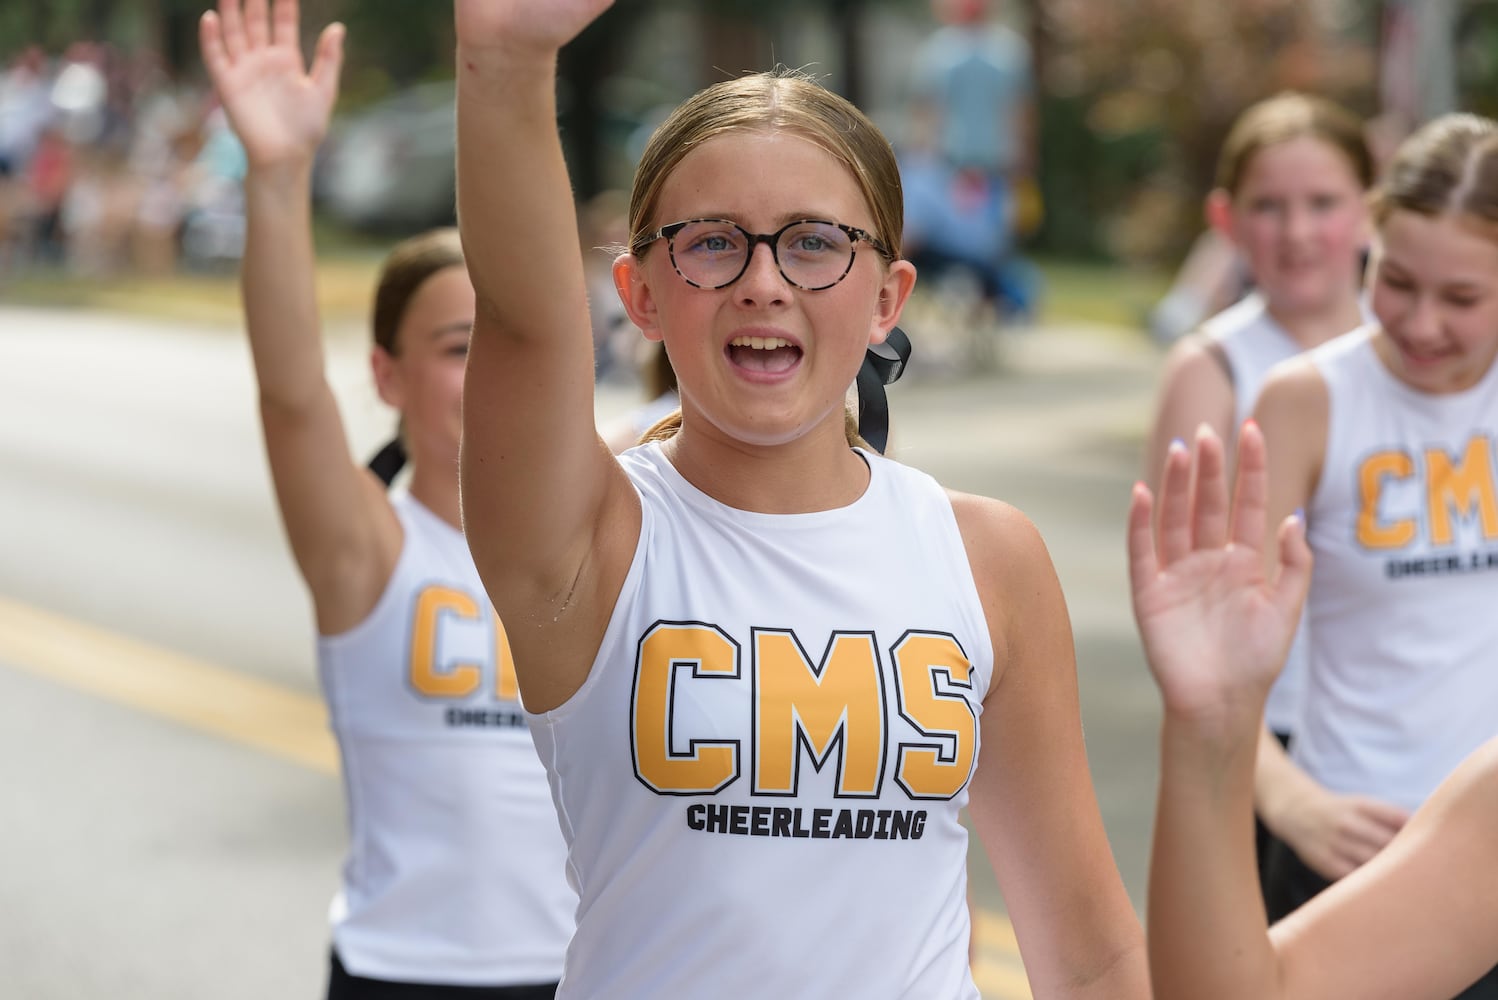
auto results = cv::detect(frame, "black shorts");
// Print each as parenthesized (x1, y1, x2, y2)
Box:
(1253, 730, 1293, 905)
(327, 951, 559, 1000)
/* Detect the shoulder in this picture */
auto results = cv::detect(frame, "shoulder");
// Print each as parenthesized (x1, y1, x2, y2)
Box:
(1149, 333, 1237, 458)
(944, 491, 1072, 698)
(1254, 355, 1329, 422)
(1253, 359, 1331, 496)
(944, 490, 1061, 613)
(1160, 331, 1234, 393)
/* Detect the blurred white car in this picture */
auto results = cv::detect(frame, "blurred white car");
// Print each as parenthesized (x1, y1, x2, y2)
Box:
(315, 81, 456, 232)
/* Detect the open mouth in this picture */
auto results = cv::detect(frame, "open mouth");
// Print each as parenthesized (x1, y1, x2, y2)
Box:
(727, 336, 803, 375)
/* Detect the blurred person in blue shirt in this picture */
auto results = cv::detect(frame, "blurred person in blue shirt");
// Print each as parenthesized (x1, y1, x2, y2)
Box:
(905, 0, 1038, 319)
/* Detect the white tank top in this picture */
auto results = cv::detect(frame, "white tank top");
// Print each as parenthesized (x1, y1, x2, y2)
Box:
(318, 493, 574, 985)
(528, 443, 992, 999)
(1296, 329, 1498, 812)
(1204, 292, 1372, 734)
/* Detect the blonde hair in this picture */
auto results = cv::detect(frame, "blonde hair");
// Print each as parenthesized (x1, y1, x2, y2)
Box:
(1370, 113, 1498, 236)
(1216, 92, 1374, 196)
(627, 69, 904, 262)
(624, 69, 901, 450)
(372, 227, 466, 354)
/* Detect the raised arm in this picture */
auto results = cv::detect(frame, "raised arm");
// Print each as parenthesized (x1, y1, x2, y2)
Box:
(201, 0, 395, 633)
(1132, 421, 1312, 1000)
(955, 495, 1149, 999)
(454, 1, 636, 703)
(1137, 424, 1498, 1000)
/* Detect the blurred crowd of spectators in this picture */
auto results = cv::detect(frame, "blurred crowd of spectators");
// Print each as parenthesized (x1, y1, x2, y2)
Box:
(0, 41, 246, 281)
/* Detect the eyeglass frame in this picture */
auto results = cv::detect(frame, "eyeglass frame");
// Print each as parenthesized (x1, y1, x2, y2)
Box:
(642, 217, 895, 291)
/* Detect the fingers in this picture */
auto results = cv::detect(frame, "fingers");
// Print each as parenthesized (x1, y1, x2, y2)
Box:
(1127, 481, 1159, 601)
(1300, 795, 1410, 879)
(218, 0, 247, 61)
(1272, 510, 1312, 626)
(1231, 418, 1268, 552)
(271, 0, 300, 49)
(243, 0, 270, 50)
(1190, 423, 1229, 550)
(310, 21, 346, 104)
(1356, 797, 1412, 833)
(1157, 439, 1192, 565)
(1337, 799, 1409, 863)
(199, 10, 229, 82)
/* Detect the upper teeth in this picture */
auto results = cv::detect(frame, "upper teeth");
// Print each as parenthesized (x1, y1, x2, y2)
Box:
(730, 336, 791, 350)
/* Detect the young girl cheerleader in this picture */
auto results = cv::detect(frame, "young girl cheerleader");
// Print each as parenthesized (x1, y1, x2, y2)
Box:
(199, 2, 574, 995)
(451, 1, 1149, 997)
(1142, 92, 1380, 896)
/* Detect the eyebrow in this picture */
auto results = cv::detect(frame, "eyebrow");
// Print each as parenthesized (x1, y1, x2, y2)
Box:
(1382, 259, 1489, 292)
(427, 320, 474, 339)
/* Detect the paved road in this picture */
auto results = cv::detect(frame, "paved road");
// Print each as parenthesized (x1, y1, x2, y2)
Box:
(0, 305, 1163, 998)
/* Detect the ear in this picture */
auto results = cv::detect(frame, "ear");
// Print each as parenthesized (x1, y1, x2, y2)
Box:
(868, 258, 918, 347)
(1204, 189, 1235, 240)
(371, 344, 403, 409)
(614, 253, 665, 344)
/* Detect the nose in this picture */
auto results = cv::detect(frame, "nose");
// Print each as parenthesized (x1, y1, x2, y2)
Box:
(735, 241, 790, 307)
(1284, 202, 1314, 245)
(1403, 293, 1442, 346)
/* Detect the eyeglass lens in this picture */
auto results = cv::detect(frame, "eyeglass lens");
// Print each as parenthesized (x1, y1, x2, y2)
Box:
(669, 220, 856, 290)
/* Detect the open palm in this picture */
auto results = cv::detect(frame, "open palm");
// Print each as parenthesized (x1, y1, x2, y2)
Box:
(1128, 424, 1312, 721)
(199, 0, 343, 169)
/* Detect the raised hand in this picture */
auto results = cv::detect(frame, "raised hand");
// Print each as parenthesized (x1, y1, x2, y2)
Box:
(199, 0, 343, 170)
(454, 0, 615, 59)
(1128, 422, 1312, 723)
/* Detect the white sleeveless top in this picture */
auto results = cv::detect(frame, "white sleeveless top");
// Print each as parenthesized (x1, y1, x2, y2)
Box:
(318, 493, 574, 985)
(528, 444, 993, 999)
(1296, 329, 1498, 812)
(1203, 291, 1371, 734)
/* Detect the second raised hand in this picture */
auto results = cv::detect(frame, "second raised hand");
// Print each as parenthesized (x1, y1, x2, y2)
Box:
(1128, 422, 1313, 723)
(199, 0, 344, 170)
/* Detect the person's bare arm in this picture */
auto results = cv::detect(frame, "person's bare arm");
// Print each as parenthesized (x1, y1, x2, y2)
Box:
(956, 494, 1149, 999)
(1269, 736, 1498, 999)
(454, 0, 637, 708)
(201, 0, 397, 633)
(1133, 422, 1312, 1000)
(1144, 334, 1235, 492)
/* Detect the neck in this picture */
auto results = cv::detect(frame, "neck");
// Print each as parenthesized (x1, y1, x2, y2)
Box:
(406, 464, 463, 530)
(1263, 292, 1365, 349)
(663, 413, 870, 515)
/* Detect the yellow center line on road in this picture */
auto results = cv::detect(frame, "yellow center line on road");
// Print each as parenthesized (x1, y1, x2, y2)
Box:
(0, 593, 1032, 999)
(0, 595, 338, 775)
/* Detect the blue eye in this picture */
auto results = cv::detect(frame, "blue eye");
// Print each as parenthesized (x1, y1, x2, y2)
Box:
(678, 225, 742, 257)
